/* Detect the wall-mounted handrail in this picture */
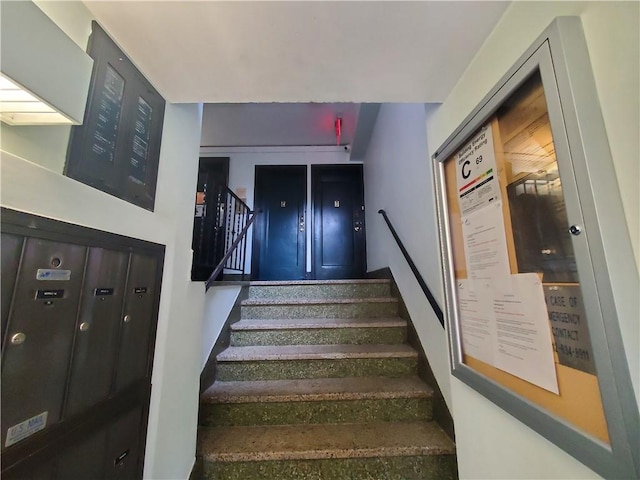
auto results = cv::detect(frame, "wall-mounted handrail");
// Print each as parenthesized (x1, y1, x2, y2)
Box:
(205, 212, 258, 291)
(378, 209, 444, 328)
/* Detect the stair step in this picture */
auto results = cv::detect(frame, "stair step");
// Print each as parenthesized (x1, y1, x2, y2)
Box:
(200, 377, 433, 426)
(216, 345, 418, 381)
(230, 317, 407, 346)
(199, 421, 457, 480)
(241, 297, 399, 319)
(248, 279, 391, 300)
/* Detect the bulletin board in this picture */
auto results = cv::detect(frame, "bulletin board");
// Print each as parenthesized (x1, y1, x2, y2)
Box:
(433, 18, 639, 480)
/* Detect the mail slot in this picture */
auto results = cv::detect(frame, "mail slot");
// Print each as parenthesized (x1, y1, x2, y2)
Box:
(115, 253, 158, 391)
(105, 406, 143, 480)
(65, 248, 129, 417)
(1, 238, 86, 449)
(1, 233, 23, 350)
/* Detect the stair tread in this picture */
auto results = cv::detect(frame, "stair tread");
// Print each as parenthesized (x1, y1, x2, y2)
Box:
(250, 279, 390, 286)
(241, 296, 398, 306)
(217, 344, 418, 362)
(231, 317, 406, 330)
(198, 421, 455, 462)
(202, 376, 433, 403)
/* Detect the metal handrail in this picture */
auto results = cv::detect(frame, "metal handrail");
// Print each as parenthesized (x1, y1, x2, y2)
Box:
(205, 212, 257, 291)
(203, 187, 257, 289)
(378, 209, 444, 328)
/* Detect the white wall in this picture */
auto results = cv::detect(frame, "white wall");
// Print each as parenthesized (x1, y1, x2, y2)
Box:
(422, 2, 637, 479)
(363, 103, 451, 409)
(0, 4, 206, 479)
(201, 285, 241, 368)
(200, 146, 358, 274)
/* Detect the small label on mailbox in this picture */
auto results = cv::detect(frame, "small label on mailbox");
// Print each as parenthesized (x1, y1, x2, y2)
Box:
(5, 411, 48, 447)
(36, 269, 71, 281)
(134, 287, 147, 294)
(95, 288, 114, 296)
(36, 289, 64, 299)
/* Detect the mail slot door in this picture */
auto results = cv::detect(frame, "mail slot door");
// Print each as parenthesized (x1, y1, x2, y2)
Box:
(115, 253, 158, 391)
(1, 238, 86, 449)
(1, 233, 24, 351)
(55, 427, 108, 480)
(65, 248, 129, 417)
(105, 406, 144, 480)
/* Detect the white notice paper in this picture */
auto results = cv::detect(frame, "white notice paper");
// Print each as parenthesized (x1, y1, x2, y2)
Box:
(455, 124, 502, 215)
(461, 201, 511, 281)
(457, 279, 495, 365)
(493, 273, 559, 394)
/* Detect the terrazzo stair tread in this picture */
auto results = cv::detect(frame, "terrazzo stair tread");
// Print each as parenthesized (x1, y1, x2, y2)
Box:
(231, 317, 406, 330)
(198, 421, 455, 462)
(249, 279, 390, 286)
(217, 344, 418, 362)
(202, 376, 433, 404)
(241, 296, 398, 306)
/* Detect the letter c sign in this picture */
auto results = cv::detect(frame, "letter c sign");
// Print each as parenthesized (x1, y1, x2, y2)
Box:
(462, 160, 471, 179)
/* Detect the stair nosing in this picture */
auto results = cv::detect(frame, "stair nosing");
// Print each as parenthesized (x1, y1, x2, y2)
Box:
(199, 421, 456, 463)
(216, 345, 418, 362)
(249, 279, 391, 286)
(231, 317, 407, 331)
(202, 377, 433, 404)
(241, 296, 398, 306)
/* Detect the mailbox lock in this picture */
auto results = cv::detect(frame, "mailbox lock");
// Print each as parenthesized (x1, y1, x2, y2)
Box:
(123, 314, 132, 323)
(569, 225, 582, 236)
(10, 333, 26, 345)
(79, 322, 90, 332)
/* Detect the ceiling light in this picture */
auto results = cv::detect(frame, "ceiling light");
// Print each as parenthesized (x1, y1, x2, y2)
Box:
(0, 1, 93, 126)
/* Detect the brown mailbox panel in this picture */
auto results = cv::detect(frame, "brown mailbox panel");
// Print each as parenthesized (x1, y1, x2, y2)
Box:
(115, 253, 158, 391)
(1, 238, 86, 448)
(65, 248, 130, 417)
(1, 233, 23, 350)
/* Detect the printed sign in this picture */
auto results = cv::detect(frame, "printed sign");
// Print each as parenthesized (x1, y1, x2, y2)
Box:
(544, 284, 595, 374)
(5, 411, 48, 447)
(36, 269, 71, 281)
(456, 124, 501, 215)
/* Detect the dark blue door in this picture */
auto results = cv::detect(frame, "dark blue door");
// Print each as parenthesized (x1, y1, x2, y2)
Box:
(252, 166, 306, 280)
(312, 165, 366, 279)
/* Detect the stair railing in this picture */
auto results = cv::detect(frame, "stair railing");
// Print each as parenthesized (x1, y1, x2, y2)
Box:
(378, 209, 444, 328)
(205, 188, 258, 290)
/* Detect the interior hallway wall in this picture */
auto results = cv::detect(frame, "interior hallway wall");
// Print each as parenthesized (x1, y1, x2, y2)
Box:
(0, 3, 206, 478)
(424, 2, 638, 479)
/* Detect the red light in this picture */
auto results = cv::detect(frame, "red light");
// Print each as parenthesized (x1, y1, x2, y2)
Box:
(335, 117, 342, 146)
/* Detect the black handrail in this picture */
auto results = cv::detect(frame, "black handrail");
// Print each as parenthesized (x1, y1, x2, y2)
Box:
(378, 209, 444, 328)
(205, 213, 258, 291)
(204, 187, 257, 290)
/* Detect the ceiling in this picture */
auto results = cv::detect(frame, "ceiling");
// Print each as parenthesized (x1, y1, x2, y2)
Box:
(83, 1, 510, 104)
(200, 103, 359, 147)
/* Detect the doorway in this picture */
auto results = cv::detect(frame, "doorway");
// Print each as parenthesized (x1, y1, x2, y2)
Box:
(191, 157, 229, 281)
(312, 165, 366, 279)
(252, 165, 307, 280)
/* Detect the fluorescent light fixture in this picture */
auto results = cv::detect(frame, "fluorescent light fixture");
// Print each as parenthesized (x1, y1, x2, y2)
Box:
(0, 1, 93, 126)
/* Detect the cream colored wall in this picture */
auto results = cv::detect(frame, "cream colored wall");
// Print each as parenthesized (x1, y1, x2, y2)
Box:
(426, 2, 638, 479)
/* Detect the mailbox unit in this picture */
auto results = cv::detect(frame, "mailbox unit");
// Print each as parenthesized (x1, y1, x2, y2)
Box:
(1, 208, 164, 480)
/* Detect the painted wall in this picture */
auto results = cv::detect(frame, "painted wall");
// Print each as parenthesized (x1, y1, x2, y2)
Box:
(200, 146, 359, 274)
(201, 285, 242, 369)
(0, 3, 206, 479)
(362, 2, 637, 480)
(362, 103, 450, 409)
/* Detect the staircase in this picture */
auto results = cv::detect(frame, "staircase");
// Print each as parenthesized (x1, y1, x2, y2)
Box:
(198, 279, 457, 480)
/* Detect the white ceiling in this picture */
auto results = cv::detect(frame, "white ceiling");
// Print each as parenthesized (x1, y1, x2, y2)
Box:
(201, 103, 359, 147)
(83, 1, 510, 104)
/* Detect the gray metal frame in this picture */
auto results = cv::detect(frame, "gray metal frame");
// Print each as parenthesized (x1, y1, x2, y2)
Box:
(432, 17, 639, 479)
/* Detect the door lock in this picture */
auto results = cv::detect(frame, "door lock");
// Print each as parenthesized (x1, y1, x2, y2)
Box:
(299, 216, 305, 232)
